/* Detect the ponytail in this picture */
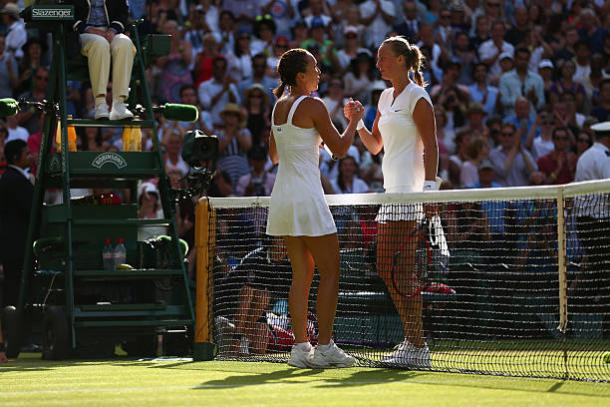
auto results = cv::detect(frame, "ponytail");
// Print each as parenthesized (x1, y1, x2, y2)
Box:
(408, 45, 427, 88)
(273, 80, 286, 99)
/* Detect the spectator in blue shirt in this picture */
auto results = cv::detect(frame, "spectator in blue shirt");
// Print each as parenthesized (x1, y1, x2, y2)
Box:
(499, 47, 545, 116)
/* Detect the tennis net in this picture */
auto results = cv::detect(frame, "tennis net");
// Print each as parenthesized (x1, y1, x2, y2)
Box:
(196, 180, 610, 381)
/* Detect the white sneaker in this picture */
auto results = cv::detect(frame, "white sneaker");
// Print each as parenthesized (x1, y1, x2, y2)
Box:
(288, 342, 314, 368)
(310, 340, 356, 368)
(381, 339, 431, 368)
(109, 100, 134, 120)
(94, 104, 110, 120)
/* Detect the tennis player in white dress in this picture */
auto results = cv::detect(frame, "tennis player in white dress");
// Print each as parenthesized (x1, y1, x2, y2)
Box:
(266, 48, 364, 368)
(345, 36, 440, 368)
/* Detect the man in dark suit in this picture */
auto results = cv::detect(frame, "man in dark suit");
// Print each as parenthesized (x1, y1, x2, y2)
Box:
(394, 0, 420, 43)
(0, 139, 33, 307)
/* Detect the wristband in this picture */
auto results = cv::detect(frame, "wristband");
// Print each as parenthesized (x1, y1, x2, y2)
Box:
(356, 119, 365, 131)
(423, 179, 440, 191)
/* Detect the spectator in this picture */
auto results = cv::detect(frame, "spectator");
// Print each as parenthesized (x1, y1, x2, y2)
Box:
(252, 14, 276, 58)
(238, 53, 276, 103)
(236, 145, 275, 197)
(537, 59, 555, 105)
(197, 56, 240, 127)
(549, 59, 586, 113)
(262, 0, 296, 38)
(243, 83, 271, 146)
(154, 19, 193, 104)
(489, 123, 538, 187)
(217, 103, 252, 187)
(336, 25, 368, 72)
(343, 52, 374, 106)
(499, 47, 545, 115)
(504, 97, 536, 146)
(175, 84, 214, 135)
(359, 0, 396, 49)
(468, 62, 499, 117)
(478, 20, 514, 79)
(531, 110, 556, 159)
(300, 20, 339, 74)
(470, 14, 491, 50)
(475, 159, 501, 188)
(0, 35, 17, 98)
(330, 155, 369, 194)
(1, 3, 26, 60)
(460, 137, 490, 188)
(536, 127, 576, 185)
(394, 0, 420, 43)
(448, 130, 471, 187)
(505, 6, 530, 46)
(4, 114, 28, 142)
(216, 10, 237, 56)
(15, 37, 47, 96)
(137, 182, 166, 241)
(0, 139, 33, 308)
(363, 80, 386, 131)
(460, 103, 489, 142)
(322, 77, 348, 132)
(591, 79, 610, 123)
(451, 31, 477, 85)
(575, 131, 594, 158)
(15, 66, 47, 135)
(227, 30, 255, 82)
(163, 129, 189, 178)
(193, 34, 222, 87)
(267, 36, 290, 78)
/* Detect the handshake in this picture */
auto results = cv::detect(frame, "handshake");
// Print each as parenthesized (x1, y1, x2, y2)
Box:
(343, 98, 365, 123)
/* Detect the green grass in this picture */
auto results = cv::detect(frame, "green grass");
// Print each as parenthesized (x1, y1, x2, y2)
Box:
(1, 354, 610, 406)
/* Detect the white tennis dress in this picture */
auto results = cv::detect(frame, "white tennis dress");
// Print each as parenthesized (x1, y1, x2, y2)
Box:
(376, 82, 433, 222)
(266, 95, 337, 236)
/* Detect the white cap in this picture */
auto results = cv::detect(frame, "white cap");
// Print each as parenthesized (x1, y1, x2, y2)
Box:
(139, 182, 159, 197)
(590, 121, 610, 135)
(499, 51, 513, 61)
(538, 59, 554, 70)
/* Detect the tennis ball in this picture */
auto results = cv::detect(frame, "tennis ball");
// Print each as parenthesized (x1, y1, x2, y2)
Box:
(604, 353, 610, 364)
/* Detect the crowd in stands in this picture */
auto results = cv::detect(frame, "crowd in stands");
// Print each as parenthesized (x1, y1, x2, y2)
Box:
(1, 0, 610, 196)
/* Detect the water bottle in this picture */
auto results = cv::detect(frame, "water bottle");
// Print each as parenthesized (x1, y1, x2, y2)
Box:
(102, 238, 115, 271)
(113, 237, 127, 268)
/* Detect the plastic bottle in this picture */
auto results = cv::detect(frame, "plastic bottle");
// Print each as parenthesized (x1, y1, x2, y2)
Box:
(113, 237, 127, 268)
(55, 115, 77, 152)
(131, 126, 142, 151)
(102, 238, 115, 271)
(122, 127, 132, 152)
(67, 116, 77, 152)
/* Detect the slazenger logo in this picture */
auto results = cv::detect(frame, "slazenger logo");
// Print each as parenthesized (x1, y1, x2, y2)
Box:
(91, 153, 127, 169)
(32, 7, 74, 19)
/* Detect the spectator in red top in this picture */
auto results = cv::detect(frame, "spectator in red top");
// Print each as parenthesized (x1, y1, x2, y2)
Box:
(536, 127, 577, 185)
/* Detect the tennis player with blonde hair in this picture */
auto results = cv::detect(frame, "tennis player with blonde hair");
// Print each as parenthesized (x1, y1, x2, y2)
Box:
(267, 48, 364, 368)
(346, 36, 439, 367)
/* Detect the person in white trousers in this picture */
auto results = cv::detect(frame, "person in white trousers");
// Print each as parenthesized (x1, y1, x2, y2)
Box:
(73, 0, 135, 120)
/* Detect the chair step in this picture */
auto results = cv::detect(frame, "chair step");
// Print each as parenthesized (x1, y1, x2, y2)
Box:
(72, 218, 171, 226)
(74, 269, 183, 279)
(67, 118, 155, 128)
(74, 318, 193, 328)
(74, 304, 188, 319)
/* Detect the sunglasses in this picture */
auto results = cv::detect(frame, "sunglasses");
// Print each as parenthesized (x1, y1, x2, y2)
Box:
(36, 75, 49, 81)
(554, 136, 569, 141)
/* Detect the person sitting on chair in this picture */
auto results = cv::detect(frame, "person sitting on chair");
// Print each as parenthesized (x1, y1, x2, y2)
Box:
(73, 0, 136, 120)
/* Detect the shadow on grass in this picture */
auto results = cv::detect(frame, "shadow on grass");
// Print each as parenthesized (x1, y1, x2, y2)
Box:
(194, 367, 326, 389)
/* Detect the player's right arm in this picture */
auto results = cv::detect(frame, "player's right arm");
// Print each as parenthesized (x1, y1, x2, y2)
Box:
(309, 98, 363, 158)
(344, 100, 383, 155)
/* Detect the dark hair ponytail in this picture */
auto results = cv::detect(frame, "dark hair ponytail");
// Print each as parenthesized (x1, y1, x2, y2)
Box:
(382, 36, 427, 88)
(273, 48, 310, 99)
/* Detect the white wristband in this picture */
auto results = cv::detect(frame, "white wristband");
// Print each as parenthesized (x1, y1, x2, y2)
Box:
(356, 119, 365, 131)
(423, 180, 439, 191)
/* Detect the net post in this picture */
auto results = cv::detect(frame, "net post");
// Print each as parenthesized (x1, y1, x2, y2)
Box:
(193, 197, 216, 361)
(557, 187, 568, 334)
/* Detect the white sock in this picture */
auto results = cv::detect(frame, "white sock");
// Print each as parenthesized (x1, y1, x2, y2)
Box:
(95, 96, 106, 107)
(294, 342, 311, 351)
(317, 340, 334, 351)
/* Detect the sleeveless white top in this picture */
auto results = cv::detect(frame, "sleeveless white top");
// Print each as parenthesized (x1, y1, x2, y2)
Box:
(266, 95, 337, 236)
(377, 83, 432, 193)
